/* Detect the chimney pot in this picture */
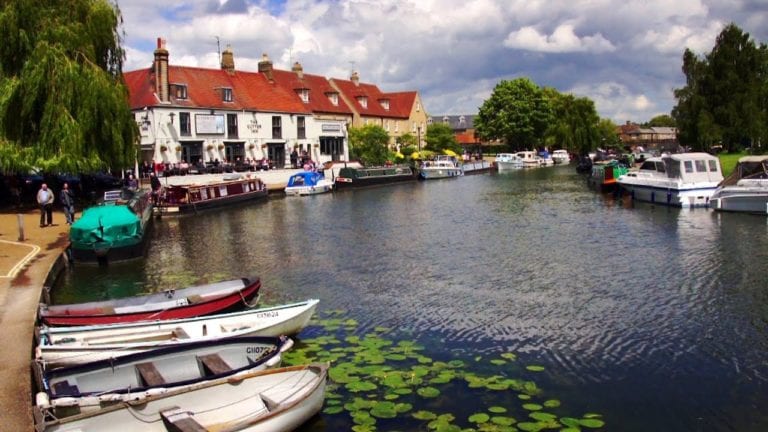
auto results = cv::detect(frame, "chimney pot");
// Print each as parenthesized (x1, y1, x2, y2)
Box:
(221, 44, 235, 74)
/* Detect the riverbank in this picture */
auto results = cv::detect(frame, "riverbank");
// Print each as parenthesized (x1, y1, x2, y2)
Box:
(0, 210, 71, 429)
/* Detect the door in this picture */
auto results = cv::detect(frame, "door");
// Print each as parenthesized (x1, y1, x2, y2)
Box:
(268, 143, 285, 168)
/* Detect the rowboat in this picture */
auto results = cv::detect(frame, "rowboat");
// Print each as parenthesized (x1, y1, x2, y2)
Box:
(35, 336, 292, 416)
(35, 363, 329, 432)
(37, 299, 319, 366)
(39, 276, 261, 326)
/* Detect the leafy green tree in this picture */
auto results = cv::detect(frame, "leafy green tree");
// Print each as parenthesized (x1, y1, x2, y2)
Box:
(596, 118, 622, 150)
(542, 88, 600, 155)
(475, 78, 551, 151)
(673, 23, 768, 152)
(396, 132, 417, 149)
(0, 0, 136, 173)
(424, 123, 460, 153)
(348, 125, 390, 165)
(645, 114, 676, 127)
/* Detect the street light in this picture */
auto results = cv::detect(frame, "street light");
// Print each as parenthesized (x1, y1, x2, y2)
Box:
(417, 126, 421, 151)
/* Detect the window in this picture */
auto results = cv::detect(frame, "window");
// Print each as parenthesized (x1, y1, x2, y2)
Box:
(328, 92, 339, 106)
(179, 112, 191, 136)
(297, 116, 306, 139)
(708, 160, 718, 172)
(684, 160, 694, 173)
(384, 120, 389, 131)
(272, 116, 281, 139)
(357, 96, 368, 108)
(297, 89, 309, 103)
(412, 121, 416, 132)
(694, 160, 707, 172)
(227, 113, 238, 138)
(442, 116, 449, 124)
(416, 102, 420, 112)
(380, 99, 390, 110)
(174, 84, 188, 99)
(222, 88, 233, 102)
(395, 122, 399, 132)
(459, 115, 465, 124)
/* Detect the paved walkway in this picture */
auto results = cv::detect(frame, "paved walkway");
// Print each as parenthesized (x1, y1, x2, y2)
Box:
(0, 210, 71, 429)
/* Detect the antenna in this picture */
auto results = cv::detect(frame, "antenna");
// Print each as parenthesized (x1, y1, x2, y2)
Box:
(348, 60, 356, 74)
(215, 36, 221, 64)
(288, 48, 293, 65)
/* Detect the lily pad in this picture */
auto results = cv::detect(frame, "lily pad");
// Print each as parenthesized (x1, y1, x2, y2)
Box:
(491, 416, 516, 426)
(501, 352, 517, 360)
(517, 422, 542, 432)
(560, 417, 581, 428)
(529, 412, 556, 422)
(323, 405, 344, 415)
(412, 410, 438, 420)
(488, 406, 507, 413)
(346, 381, 378, 393)
(526, 365, 546, 372)
(370, 401, 397, 418)
(518, 394, 532, 400)
(468, 413, 490, 423)
(522, 403, 543, 411)
(579, 418, 605, 428)
(543, 399, 561, 408)
(417, 386, 440, 398)
(490, 359, 507, 366)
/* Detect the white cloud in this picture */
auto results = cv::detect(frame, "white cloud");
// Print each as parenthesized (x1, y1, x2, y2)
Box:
(503, 24, 615, 53)
(569, 82, 658, 123)
(633, 21, 724, 54)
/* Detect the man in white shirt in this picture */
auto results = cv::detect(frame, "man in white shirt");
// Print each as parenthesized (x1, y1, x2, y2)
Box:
(37, 183, 54, 227)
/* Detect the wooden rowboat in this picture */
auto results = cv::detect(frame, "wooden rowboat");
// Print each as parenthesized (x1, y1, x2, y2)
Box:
(35, 363, 329, 432)
(35, 336, 293, 416)
(37, 299, 319, 366)
(39, 276, 261, 326)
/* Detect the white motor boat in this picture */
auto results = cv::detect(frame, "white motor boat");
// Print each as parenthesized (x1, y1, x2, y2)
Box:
(551, 150, 571, 164)
(617, 152, 723, 207)
(495, 153, 523, 170)
(284, 171, 333, 196)
(418, 156, 463, 179)
(516, 151, 541, 168)
(709, 155, 768, 214)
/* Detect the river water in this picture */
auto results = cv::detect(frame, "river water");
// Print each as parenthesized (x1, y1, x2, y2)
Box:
(55, 165, 768, 431)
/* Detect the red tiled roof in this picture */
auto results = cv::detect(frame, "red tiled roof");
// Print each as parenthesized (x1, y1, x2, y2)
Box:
(384, 91, 417, 118)
(456, 131, 478, 144)
(270, 69, 353, 115)
(330, 78, 406, 119)
(123, 66, 310, 114)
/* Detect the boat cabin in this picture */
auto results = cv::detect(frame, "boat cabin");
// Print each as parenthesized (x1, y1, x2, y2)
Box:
(662, 153, 722, 184)
(287, 171, 326, 187)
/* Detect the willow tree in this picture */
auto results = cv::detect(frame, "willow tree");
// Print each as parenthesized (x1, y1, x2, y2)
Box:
(542, 88, 600, 155)
(0, 0, 136, 173)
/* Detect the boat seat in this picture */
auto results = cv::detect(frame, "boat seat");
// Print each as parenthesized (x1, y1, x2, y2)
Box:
(186, 295, 204, 304)
(198, 353, 232, 375)
(259, 392, 281, 411)
(136, 362, 166, 387)
(100, 306, 116, 315)
(172, 327, 190, 339)
(160, 406, 207, 432)
(51, 380, 80, 396)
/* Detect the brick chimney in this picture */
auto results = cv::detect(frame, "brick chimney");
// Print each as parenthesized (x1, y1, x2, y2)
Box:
(220, 44, 235, 75)
(350, 71, 359, 86)
(153, 38, 169, 102)
(258, 53, 274, 82)
(291, 61, 303, 79)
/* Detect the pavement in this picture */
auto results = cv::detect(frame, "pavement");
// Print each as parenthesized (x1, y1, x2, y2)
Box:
(0, 209, 72, 429)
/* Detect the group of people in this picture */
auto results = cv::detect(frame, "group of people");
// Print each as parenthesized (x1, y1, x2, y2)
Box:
(289, 149, 312, 169)
(36, 183, 75, 227)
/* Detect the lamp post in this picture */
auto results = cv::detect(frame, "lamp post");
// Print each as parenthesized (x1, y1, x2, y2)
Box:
(417, 126, 422, 151)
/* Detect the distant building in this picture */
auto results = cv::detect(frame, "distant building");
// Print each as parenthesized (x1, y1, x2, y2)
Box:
(617, 121, 678, 152)
(428, 114, 483, 147)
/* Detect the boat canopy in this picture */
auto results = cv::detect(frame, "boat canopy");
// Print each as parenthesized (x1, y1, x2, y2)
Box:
(287, 171, 325, 187)
(70, 204, 142, 249)
(663, 153, 723, 184)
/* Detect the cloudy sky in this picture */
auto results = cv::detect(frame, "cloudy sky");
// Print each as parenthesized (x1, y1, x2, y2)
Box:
(119, 0, 767, 124)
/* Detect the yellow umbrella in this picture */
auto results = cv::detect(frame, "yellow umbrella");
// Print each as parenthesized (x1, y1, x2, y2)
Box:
(395, 152, 405, 159)
(443, 149, 458, 157)
(411, 151, 421, 159)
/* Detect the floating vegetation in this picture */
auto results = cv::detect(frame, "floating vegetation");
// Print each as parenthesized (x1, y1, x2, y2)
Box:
(283, 310, 606, 431)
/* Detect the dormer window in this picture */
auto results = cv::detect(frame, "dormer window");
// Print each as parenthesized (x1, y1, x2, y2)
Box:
(173, 84, 188, 99)
(459, 115, 465, 124)
(442, 116, 449, 124)
(222, 87, 233, 102)
(357, 96, 368, 108)
(297, 89, 309, 103)
(327, 92, 339, 106)
(380, 99, 390, 110)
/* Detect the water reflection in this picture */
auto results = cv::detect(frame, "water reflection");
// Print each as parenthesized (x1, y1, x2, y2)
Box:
(56, 166, 768, 430)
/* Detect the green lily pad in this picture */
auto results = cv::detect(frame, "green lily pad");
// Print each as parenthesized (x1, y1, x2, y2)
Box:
(579, 418, 605, 428)
(501, 352, 517, 360)
(583, 413, 603, 419)
(351, 425, 375, 432)
(384, 393, 399, 400)
(417, 386, 440, 398)
(346, 381, 378, 392)
(529, 412, 556, 422)
(490, 359, 507, 366)
(323, 405, 344, 415)
(526, 365, 545, 372)
(491, 416, 516, 426)
(522, 403, 543, 411)
(517, 422, 542, 432)
(488, 406, 507, 413)
(412, 410, 438, 420)
(393, 387, 413, 395)
(468, 413, 490, 423)
(560, 417, 581, 428)
(370, 401, 397, 418)
(543, 399, 560, 408)
(395, 402, 412, 413)
(518, 394, 532, 400)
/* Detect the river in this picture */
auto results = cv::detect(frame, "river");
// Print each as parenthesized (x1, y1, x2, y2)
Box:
(55, 165, 768, 431)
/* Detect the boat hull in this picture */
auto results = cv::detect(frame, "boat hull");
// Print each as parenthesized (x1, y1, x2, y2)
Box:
(418, 167, 463, 179)
(36, 363, 329, 432)
(40, 277, 261, 326)
(157, 188, 267, 214)
(69, 227, 151, 264)
(709, 189, 768, 214)
(461, 160, 492, 175)
(37, 299, 319, 366)
(619, 182, 717, 207)
(284, 183, 333, 195)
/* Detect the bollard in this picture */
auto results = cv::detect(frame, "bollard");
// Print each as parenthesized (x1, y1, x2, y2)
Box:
(17, 213, 24, 241)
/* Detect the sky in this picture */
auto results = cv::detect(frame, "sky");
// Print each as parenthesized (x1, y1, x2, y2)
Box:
(118, 0, 768, 124)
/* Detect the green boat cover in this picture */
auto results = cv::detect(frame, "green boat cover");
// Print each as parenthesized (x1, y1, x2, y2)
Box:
(70, 204, 142, 250)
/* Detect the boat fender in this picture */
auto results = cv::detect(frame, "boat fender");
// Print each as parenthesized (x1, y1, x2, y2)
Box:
(266, 354, 282, 368)
(35, 392, 50, 409)
(279, 337, 294, 353)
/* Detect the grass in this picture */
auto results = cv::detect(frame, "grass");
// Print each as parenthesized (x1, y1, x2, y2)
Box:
(718, 151, 747, 177)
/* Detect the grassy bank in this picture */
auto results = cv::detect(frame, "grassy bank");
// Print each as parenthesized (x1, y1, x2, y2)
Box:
(718, 152, 747, 177)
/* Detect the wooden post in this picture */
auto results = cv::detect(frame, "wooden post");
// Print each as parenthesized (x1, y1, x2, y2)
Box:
(17, 214, 24, 241)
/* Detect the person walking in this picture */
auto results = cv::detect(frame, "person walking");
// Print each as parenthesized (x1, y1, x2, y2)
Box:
(37, 183, 54, 227)
(59, 182, 75, 225)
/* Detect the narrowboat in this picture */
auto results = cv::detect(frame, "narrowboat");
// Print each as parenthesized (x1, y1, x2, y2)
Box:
(587, 160, 629, 193)
(156, 175, 267, 215)
(334, 165, 416, 190)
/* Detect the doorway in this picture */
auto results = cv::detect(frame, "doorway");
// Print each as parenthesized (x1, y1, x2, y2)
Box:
(267, 143, 286, 168)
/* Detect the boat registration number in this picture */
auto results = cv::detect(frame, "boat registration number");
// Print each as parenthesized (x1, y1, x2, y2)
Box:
(247, 346, 272, 354)
(254, 311, 278, 318)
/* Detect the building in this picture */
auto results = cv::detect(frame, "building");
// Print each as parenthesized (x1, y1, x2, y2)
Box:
(428, 114, 483, 147)
(125, 38, 430, 167)
(618, 122, 678, 152)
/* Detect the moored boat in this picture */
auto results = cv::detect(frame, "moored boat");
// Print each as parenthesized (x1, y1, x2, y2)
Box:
(334, 165, 416, 189)
(34, 363, 329, 432)
(538, 151, 555, 166)
(516, 151, 541, 168)
(34, 336, 292, 416)
(418, 155, 463, 179)
(495, 153, 524, 170)
(709, 155, 768, 214)
(461, 159, 492, 175)
(587, 160, 629, 193)
(39, 276, 261, 326)
(552, 149, 571, 164)
(36, 299, 319, 366)
(155, 175, 267, 215)
(68, 189, 153, 265)
(284, 171, 333, 196)
(617, 152, 723, 207)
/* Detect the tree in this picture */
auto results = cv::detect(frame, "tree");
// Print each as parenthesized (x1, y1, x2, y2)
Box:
(348, 125, 390, 165)
(475, 78, 551, 151)
(0, 0, 137, 173)
(542, 88, 600, 155)
(645, 114, 676, 127)
(596, 118, 622, 150)
(424, 123, 460, 153)
(396, 132, 416, 149)
(673, 23, 768, 152)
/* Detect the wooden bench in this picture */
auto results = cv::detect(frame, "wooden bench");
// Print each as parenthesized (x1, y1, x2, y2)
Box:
(198, 353, 232, 375)
(135, 362, 166, 386)
(160, 407, 207, 432)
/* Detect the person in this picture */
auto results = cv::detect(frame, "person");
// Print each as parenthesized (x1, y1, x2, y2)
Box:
(150, 172, 162, 205)
(290, 149, 298, 168)
(59, 182, 75, 225)
(37, 183, 54, 227)
(125, 174, 138, 190)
